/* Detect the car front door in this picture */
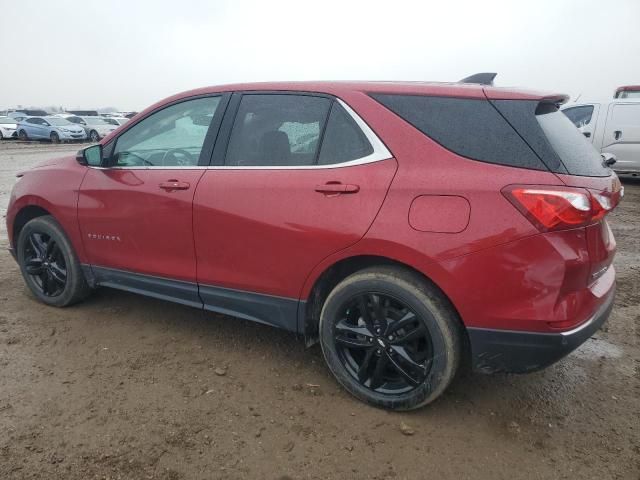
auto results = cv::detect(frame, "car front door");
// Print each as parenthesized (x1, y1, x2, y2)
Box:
(602, 102, 640, 172)
(193, 93, 397, 330)
(78, 94, 229, 306)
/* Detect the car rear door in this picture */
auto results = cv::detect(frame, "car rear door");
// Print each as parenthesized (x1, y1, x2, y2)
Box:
(192, 93, 396, 330)
(601, 102, 640, 172)
(78, 94, 229, 306)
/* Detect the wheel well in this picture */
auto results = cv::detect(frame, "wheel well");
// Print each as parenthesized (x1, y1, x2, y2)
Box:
(302, 255, 467, 347)
(12, 205, 51, 246)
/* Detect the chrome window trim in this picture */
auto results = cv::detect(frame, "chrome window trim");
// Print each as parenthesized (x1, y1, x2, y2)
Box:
(91, 97, 393, 171)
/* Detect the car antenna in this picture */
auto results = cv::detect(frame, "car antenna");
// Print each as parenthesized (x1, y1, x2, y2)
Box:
(458, 72, 497, 86)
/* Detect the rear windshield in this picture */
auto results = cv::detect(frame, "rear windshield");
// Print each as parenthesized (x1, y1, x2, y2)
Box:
(536, 107, 610, 177)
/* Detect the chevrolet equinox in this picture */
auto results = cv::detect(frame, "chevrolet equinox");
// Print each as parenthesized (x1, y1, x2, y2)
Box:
(7, 80, 622, 410)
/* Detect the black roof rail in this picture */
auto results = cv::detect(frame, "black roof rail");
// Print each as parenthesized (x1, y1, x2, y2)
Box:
(458, 72, 497, 86)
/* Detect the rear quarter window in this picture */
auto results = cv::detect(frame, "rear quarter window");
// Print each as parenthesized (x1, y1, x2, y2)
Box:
(370, 94, 547, 171)
(535, 107, 610, 177)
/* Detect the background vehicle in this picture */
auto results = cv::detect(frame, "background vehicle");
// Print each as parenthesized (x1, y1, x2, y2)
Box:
(7, 80, 621, 410)
(102, 116, 129, 126)
(66, 109, 99, 117)
(562, 98, 640, 174)
(0, 116, 18, 139)
(9, 109, 49, 118)
(17, 116, 86, 142)
(61, 116, 118, 142)
(614, 85, 640, 99)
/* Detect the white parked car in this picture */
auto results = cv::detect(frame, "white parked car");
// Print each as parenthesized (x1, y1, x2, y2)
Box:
(102, 116, 129, 127)
(562, 98, 640, 174)
(65, 116, 119, 142)
(0, 116, 18, 139)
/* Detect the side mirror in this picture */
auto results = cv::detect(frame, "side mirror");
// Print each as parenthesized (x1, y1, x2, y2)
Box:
(601, 152, 617, 167)
(77, 144, 103, 167)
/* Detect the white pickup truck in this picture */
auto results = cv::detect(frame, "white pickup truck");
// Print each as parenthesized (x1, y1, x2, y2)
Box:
(562, 97, 640, 175)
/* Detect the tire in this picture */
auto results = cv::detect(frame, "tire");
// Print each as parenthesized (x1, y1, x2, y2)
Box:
(17, 215, 91, 307)
(319, 266, 462, 410)
(89, 130, 99, 142)
(18, 130, 28, 141)
(0, 130, 4, 140)
(50, 132, 60, 144)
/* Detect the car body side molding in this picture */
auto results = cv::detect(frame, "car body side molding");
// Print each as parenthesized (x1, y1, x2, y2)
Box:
(83, 265, 301, 333)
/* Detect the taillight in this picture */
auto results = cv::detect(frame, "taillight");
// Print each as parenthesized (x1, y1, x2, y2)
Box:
(503, 185, 620, 232)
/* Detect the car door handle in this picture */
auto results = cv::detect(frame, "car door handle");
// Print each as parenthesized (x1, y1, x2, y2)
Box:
(159, 180, 190, 191)
(582, 131, 591, 138)
(614, 130, 622, 140)
(315, 183, 360, 194)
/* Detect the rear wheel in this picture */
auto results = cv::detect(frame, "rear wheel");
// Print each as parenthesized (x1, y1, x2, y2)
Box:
(89, 130, 100, 142)
(50, 132, 60, 144)
(18, 130, 28, 141)
(0, 130, 4, 140)
(319, 266, 462, 410)
(17, 216, 91, 307)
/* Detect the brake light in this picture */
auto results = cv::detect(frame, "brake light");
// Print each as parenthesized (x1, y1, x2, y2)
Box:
(503, 185, 619, 232)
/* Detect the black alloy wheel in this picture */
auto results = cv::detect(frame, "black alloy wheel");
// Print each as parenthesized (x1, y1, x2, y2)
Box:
(333, 292, 432, 394)
(22, 232, 67, 297)
(17, 215, 91, 307)
(319, 266, 462, 410)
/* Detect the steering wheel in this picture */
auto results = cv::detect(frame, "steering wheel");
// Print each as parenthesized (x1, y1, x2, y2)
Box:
(160, 148, 195, 167)
(116, 151, 154, 167)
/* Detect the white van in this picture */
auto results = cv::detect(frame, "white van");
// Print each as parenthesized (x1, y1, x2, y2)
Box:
(562, 99, 640, 174)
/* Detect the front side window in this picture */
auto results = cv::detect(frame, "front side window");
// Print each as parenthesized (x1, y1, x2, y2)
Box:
(225, 94, 331, 166)
(112, 96, 221, 167)
(562, 105, 594, 128)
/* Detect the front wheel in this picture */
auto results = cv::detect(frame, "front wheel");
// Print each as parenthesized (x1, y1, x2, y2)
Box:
(319, 266, 462, 410)
(89, 130, 100, 142)
(50, 132, 60, 143)
(18, 130, 28, 141)
(17, 215, 91, 307)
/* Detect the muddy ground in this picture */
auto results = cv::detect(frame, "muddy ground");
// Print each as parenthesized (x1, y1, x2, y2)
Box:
(0, 141, 638, 480)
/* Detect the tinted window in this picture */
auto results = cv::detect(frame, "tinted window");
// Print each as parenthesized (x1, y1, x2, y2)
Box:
(537, 109, 609, 177)
(562, 105, 594, 128)
(113, 96, 221, 167)
(225, 94, 331, 166)
(318, 103, 373, 165)
(371, 94, 546, 170)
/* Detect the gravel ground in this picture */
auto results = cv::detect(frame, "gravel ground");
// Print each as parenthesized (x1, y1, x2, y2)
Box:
(0, 141, 638, 480)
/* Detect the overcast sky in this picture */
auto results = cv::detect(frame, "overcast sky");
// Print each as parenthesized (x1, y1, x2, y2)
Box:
(1, 0, 639, 111)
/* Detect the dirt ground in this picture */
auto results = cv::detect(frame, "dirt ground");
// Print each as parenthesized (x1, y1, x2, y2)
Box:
(0, 141, 638, 480)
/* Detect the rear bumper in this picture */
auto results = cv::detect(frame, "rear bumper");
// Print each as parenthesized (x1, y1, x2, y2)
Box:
(467, 285, 615, 374)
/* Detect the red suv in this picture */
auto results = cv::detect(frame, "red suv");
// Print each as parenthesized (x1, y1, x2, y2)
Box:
(7, 80, 622, 410)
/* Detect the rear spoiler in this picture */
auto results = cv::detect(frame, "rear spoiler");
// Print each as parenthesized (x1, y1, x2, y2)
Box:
(459, 72, 497, 86)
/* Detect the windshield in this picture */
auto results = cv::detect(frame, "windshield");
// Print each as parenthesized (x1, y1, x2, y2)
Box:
(82, 117, 108, 125)
(0, 117, 16, 124)
(46, 117, 73, 126)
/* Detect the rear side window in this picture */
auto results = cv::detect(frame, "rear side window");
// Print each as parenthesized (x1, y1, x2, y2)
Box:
(225, 94, 331, 167)
(318, 103, 373, 165)
(370, 94, 547, 170)
(562, 105, 594, 128)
